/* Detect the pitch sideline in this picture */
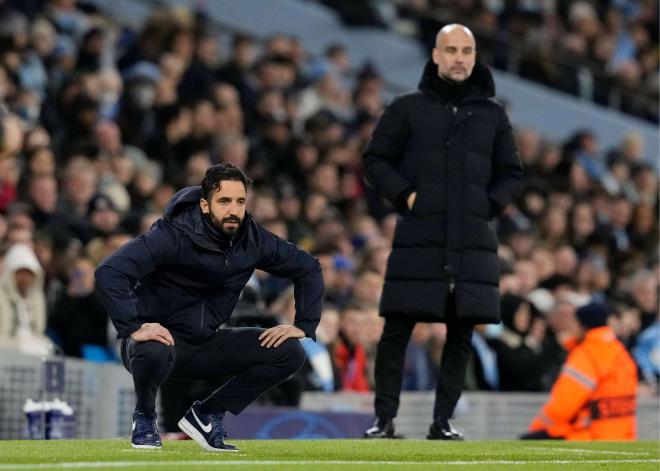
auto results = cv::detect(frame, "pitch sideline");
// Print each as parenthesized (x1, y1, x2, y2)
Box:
(0, 458, 659, 469)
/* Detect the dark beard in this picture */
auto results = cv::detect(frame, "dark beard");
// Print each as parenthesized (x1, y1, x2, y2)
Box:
(208, 212, 242, 235)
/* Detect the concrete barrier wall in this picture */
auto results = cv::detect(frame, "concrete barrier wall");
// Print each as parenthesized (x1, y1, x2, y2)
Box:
(1, 351, 657, 440)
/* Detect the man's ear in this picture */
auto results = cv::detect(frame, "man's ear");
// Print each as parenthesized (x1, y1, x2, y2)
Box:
(200, 198, 209, 214)
(432, 47, 441, 65)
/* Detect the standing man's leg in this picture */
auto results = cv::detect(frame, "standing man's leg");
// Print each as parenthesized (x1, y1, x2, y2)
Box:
(430, 295, 473, 439)
(364, 316, 415, 438)
(433, 320, 473, 419)
(121, 339, 175, 448)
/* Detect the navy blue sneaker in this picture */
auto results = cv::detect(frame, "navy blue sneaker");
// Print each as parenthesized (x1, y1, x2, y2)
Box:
(178, 401, 238, 452)
(131, 411, 161, 449)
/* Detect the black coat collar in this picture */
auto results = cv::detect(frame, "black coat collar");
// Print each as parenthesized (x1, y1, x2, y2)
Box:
(418, 59, 495, 104)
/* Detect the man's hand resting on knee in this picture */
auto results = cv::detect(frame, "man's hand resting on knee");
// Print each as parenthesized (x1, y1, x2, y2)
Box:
(259, 325, 305, 348)
(130, 323, 175, 346)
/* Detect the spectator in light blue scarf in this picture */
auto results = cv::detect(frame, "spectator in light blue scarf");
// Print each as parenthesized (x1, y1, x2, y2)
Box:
(633, 318, 660, 389)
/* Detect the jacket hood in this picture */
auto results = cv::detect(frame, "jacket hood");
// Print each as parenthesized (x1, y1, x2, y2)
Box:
(163, 186, 250, 251)
(418, 59, 495, 102)
(3, 243, 43, 276)
(1, 243, 44, 295)
(500, 293, 527, 335)
(163, 186, 203, 222)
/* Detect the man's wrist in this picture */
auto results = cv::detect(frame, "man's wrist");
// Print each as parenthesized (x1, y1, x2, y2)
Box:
(126, 322, 145, 339)
(292, 324, 307, 337)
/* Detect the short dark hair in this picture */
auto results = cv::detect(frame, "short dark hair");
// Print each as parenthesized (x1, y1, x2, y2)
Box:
(201, 163, 252, 201)
(232, 33, 254, 48)
(325, 43, 345, 58)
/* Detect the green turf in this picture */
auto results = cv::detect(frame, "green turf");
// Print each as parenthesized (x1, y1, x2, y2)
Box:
(0, 439, 658, 471)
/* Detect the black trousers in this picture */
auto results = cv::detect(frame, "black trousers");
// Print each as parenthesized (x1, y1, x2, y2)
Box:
(121, 327, 306, 416)
(374, 295, 473, 421)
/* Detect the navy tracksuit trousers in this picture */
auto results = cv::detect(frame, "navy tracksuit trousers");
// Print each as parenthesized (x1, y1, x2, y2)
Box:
(121, 327, 306, 416)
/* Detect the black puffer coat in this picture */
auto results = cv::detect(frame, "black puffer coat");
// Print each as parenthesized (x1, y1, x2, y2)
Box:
(363, 61, 523, 324)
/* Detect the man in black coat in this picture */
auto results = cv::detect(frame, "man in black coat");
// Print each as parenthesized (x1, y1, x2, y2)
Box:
(95, 163, 323, 452)
(362, 24, 522, 440)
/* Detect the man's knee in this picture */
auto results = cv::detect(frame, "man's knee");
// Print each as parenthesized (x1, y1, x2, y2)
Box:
(277, 338, 306, 374)
(132, 340, 174, 368)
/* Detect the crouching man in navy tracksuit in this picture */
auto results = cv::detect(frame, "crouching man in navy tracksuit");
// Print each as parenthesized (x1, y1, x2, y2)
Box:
(95, 163, 323, 452)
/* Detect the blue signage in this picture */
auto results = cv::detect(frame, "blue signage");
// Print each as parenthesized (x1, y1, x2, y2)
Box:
(223, 407, 373, 439)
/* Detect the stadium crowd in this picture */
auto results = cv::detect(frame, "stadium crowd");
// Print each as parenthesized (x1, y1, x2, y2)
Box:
(0, 0, 657, 416)
(321, 0, 660, 122)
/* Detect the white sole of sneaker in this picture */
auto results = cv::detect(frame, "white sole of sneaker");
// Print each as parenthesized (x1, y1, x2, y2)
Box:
(131, 443, 161, 449)
(177, 417, 239, 452)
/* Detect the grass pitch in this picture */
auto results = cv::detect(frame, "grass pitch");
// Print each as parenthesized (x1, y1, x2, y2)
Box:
(0, 439, 658, 470)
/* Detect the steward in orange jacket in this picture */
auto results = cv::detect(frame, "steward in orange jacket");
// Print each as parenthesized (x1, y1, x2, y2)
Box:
(522, 303, 637, 440)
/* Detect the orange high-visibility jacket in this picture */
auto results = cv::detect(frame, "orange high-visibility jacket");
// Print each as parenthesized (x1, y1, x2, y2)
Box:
(528, 326, 637, 440)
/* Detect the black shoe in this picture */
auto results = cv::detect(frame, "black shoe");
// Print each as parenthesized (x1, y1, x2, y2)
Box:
(427, 418, 464, 441)
(363, 417, 398, 439)
(178, 401, 238, 452)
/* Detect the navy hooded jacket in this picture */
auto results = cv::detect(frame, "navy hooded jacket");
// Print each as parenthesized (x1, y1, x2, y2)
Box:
(95, 186, 323, 343)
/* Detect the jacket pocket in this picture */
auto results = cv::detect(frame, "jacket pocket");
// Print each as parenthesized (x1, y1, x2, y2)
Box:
(466, 150, 491, 186)
(411, 182, 446, 215)
(407, 190, 420, 214)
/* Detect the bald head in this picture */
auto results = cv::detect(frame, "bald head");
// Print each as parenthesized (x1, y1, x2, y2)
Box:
(436, 24, 475, 45)
(432, 24, 476, 82)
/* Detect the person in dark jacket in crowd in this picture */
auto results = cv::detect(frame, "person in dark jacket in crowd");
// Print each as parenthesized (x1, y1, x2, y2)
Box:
(95, 163, 323, 452)
(49, 256, 108, 358)
(362, 24, 522, 440)
(488, 294, 550, 391)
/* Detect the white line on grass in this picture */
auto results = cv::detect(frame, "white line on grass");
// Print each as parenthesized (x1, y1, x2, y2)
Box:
(526, 447, 651, 456)
(0, 459, 659, 469)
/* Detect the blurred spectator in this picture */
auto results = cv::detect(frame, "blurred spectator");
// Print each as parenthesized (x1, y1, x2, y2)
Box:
(607, 196, 633, 252)
(58, 157, 98, 227)
(330, 255, 354, 308)
(539, 205, 569, 249)
(608, 303, 642, 350)
(514, 259, 539, 295)
(333, 305, 370, 391)
(300, 304, 339, 392)
(48, 256, 108, 358)
(0, 114, 25, 161)
(487, 294, 549, 391)
(0, 243, 52, 355)
(26, 174, 60, 229)
(629, 269, 659, 331)
(402, 323, 436, 391)
(216, 33, 257, 100)
(352, 270, 383, 308)
(86, 194, 122, 241)
(0, 156, 20, 211)
(633, 311, 659, 395)
(632, 164, 658, 206)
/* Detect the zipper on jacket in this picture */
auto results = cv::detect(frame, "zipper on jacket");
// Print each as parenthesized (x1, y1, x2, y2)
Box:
(445, 105, 456, 292)
(199, 301, 205, 330)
